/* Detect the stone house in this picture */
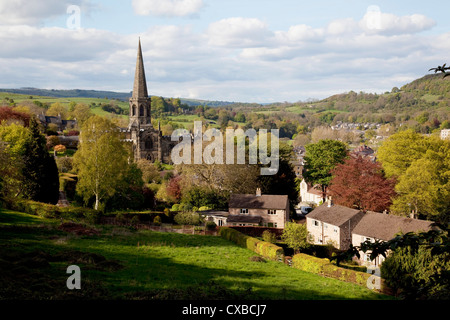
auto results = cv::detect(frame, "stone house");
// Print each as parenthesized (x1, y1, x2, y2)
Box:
(202, 188, 290, 229)
(306, 200, 436, 266)
(299, 178, 324, 206)
(227, 188, 289, 229)
(306, 200, 364, 250)
(351, 211, 435, 267)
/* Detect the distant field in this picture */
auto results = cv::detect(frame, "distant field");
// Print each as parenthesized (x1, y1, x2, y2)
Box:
(0, 209, 392, 300)
(0, 92, 129, 118)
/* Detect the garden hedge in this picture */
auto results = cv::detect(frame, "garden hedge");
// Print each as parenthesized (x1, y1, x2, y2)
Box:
(219, 227, 284, 261)
(292, 253, 390, 294)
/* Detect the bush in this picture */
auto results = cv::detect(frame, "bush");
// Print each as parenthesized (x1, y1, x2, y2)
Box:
(153, 215, 162, 226)
(174, 211, 202, 226)
(219, 227, 284, 261)
(130, 215, 140, 226)
(83, 209, 101, 224)
(381, 245, 450, 299)
(262, 230, 277, 243)
(205, 221, 217, 230)
(115, 212, 126, 224)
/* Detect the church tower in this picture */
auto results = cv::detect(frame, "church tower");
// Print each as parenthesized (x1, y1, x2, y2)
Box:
(127, 38, 176, 164)
(129, 38, 151, 127)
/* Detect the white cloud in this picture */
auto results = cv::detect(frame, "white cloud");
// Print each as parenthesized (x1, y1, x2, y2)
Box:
(0, 5, 445, 102)
(360, 11, 436, 35)
(207, 17, 273, 47)
(132, 0, 204, 17)
(0, 0, 93, 26)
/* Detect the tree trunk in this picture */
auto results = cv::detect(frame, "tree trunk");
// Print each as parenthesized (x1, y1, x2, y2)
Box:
(95, 194, 99, 211)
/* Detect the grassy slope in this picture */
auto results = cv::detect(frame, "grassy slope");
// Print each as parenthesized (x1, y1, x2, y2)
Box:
(0, 209, 392, 300)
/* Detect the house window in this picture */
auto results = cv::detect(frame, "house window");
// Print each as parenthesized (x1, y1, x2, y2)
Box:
(240, 208, 248, 214)
(274, 222, 277, 228)
(218, 220, 223, 227)
(268, 209, 276, 215)
(313, 220, 320, 227)
(333, 227, 338, 233)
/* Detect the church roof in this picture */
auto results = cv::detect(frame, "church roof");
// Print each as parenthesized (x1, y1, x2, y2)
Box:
(132, 38, 148, 99)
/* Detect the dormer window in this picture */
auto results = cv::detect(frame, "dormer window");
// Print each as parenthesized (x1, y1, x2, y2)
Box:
(240, 208, 248, 214)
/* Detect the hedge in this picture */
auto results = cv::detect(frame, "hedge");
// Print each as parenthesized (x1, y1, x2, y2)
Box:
(6, 199, 100, 223)
(219, 227, 284, 261)
(292, 253, 390, 293)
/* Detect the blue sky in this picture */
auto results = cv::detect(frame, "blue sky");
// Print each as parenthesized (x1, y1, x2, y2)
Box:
(0, 0, 449, 102)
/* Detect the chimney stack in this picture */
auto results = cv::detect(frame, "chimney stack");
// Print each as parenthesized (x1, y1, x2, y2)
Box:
(327, 196, 333, 207)
(256, 188, 261, 197)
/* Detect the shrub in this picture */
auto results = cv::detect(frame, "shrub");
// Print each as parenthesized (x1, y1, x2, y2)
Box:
(115, 212, 126, 224)
(153, 215, 162, 226)
(83, 209, 101, 224)
(262, 230, 277, 243)
(219, 227, 284, 261)
(174, 211, 202, 226)
(205, 221, 217, 230)
(130, 215, 140, 226)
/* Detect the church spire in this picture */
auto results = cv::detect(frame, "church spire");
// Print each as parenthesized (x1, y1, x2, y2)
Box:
(132, 38, 148, 99)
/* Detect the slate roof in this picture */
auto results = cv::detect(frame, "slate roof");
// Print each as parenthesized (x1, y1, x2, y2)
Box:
(306, 204, 363, 227)
(352, 211, 436, 241)
(228, 194, 288, 210)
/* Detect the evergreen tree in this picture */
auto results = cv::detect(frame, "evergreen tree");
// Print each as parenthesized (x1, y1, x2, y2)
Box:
(21, 117, 59, 204)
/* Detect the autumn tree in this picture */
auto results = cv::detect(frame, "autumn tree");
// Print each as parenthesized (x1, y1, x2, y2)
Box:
(328, 156, 397, 212)
(0, 106, 30, 126)
(303, 139, 348, 201)
(73, 115, 129, 210)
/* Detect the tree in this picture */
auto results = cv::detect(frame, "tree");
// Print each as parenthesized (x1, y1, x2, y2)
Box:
(390, 147, 450, 224)
(136, 158, 161, 183)
(0, 106, 30, 126)
(377, 129, 437, 178)
(73, 116, 129, 210)
(303, 139, 348, 201)
(258, 142, 298, 210)
(69, 103, 93, 128)
(328, 156, 397, 212)
(46, 102, 68, 119)
(333, 228, 449, 300)
(21, 117, 59, 204)
(0, 122, 31, 159)
(281, 222, 311, 253)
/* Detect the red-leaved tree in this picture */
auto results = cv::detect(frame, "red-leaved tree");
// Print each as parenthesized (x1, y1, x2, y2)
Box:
(328, 156, 397, 212)
(0, 106, 30, 126)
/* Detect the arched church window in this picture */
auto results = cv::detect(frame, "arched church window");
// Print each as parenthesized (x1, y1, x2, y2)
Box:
(139, 105, 144, 117)
(132, 105, 136, 116)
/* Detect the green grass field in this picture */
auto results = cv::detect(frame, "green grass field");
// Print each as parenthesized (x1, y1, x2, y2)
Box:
(0, 208, 392, 300)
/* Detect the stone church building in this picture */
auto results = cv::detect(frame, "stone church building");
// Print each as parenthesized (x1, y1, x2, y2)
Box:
(124, 39, 177, 163)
